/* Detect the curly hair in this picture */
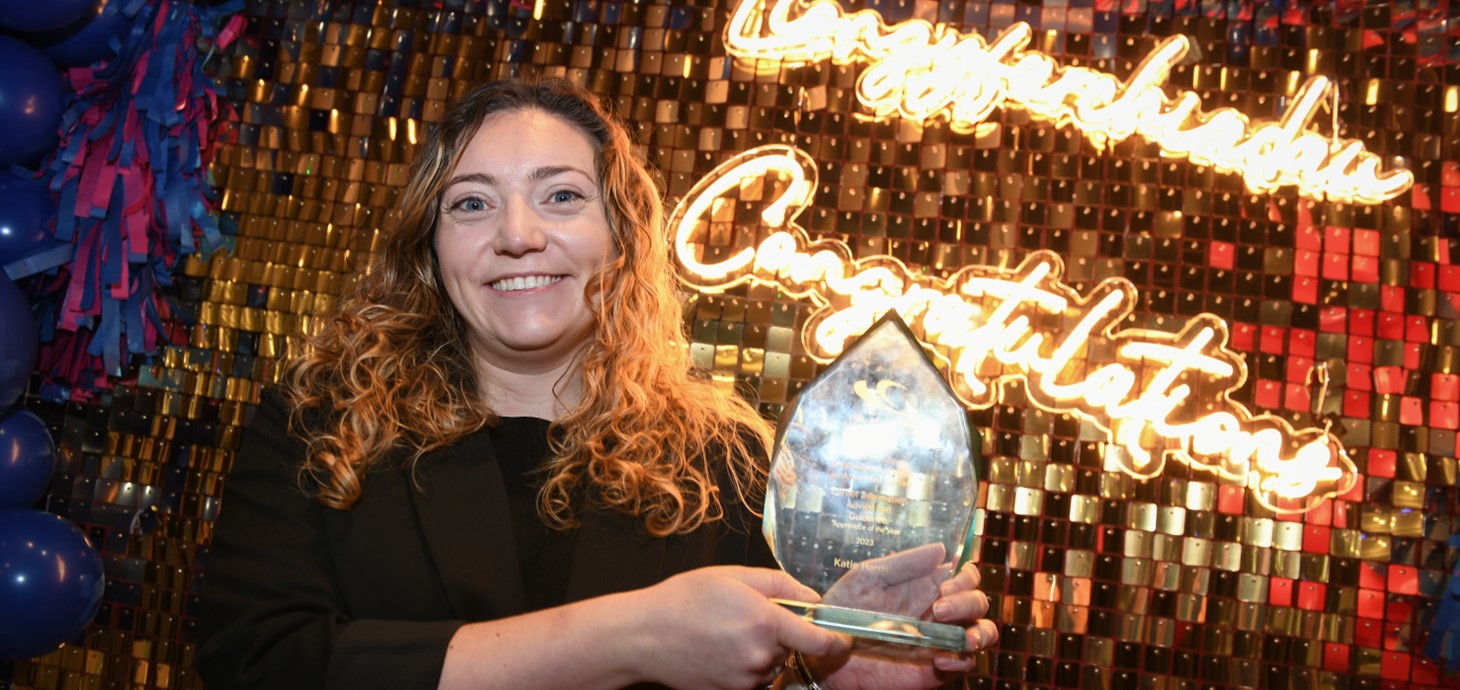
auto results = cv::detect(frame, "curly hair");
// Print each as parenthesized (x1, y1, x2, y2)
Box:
(282, 78, 772, 536)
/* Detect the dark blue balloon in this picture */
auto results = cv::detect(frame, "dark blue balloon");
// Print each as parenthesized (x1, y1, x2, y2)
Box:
(0, 275, 38, 411)
(0, 409, 55, 509)
(27, 0, 134, 68)
(0, 172, 55, 267)
(0, 509, 105, 659)
(0, 36, 62, 169)
(0, 0, 95, 33)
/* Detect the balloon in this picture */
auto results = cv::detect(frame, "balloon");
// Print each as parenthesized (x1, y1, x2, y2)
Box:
(0, 409, 55, 509)
(0, 172, 55, 267)
(27, 0, 134, 68)
(0, 508, 105, 659)
(0, 0, 95, 33)
(0, 36, 62, 170)
(0, 275, 38, 411)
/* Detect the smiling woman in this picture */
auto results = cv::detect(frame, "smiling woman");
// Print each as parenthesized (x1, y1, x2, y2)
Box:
(194, 78, 998, 690)
(434, 109, 614, 396)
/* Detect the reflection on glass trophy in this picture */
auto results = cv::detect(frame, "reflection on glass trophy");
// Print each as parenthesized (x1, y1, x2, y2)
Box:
(764, 311, 979, 653)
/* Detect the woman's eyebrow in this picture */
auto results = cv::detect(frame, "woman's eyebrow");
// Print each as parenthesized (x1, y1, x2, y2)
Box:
(443, 165, 594, 190)
(528, 164, 593, 183)
(443, 172, 495, 190)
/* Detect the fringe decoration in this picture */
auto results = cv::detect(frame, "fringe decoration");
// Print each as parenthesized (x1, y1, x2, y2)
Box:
(31, 0, 244, 400)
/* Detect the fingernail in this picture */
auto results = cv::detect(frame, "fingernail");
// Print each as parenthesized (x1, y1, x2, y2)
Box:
(969, 628, 983, 648)
(934, 600, 952, 620)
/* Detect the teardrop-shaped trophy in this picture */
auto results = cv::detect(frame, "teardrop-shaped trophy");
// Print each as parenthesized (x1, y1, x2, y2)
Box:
(765, 311, 979, 652)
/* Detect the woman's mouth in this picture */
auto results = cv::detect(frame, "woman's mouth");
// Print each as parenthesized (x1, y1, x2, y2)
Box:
(490, 275, 563, 291)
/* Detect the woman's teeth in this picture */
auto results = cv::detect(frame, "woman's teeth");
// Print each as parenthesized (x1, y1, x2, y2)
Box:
(491, 275, 562, 291)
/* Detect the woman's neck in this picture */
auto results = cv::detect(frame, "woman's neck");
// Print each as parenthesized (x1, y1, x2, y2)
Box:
(473, 355, 584, 420)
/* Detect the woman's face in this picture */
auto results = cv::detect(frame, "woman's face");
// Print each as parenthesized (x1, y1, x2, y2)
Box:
(434, 108, 614, 377)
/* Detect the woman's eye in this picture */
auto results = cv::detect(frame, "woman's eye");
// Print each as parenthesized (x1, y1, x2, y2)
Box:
(549, 190, 584, 204)
(452, 197, 489, 213)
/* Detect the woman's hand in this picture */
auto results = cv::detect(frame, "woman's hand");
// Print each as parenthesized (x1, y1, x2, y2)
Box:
(809, 544, 999, 690)
(627, 566, 851, 690)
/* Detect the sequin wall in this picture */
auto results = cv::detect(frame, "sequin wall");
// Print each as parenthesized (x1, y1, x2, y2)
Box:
(4, 0, 1460, 688)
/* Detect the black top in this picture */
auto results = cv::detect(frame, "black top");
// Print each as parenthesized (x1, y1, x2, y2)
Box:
(491, 417, 574, 612)
(195, 390, 774, 690)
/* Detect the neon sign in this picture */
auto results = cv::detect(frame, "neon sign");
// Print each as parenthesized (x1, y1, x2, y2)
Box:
(672, 145, 1359, 513)
(724, 0, 1414, 205)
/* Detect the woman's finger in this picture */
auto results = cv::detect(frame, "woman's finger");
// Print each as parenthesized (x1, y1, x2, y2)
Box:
(771, 604, 853, 657)
(938, 561, 982, 597)
(969, 619, 1000, 651)
(932, 588, 991, 623)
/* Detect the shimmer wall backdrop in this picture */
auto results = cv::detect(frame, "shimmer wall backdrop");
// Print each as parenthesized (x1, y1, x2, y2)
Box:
(4, 0, 1460, 688)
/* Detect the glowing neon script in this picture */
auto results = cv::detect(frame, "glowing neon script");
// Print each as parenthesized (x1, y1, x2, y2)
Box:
(673, 146, 1358, 513)
(724, 0, 1413, 204)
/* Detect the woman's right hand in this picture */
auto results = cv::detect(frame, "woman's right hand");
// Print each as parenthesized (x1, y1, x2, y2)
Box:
(625, 566, 851, 690)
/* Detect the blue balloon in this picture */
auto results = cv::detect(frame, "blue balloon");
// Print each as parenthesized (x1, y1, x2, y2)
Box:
(0, 275, 38, 411)
(27, 0, 135, 68)
(0, 172, 55, 267)
(0, 409, 54, 509)
(0, 0, 95, 33)
(0, 36, 62, 169)
(0, 508, 105, 659)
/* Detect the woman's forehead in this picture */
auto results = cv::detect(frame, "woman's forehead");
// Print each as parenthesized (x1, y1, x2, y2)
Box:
(443, 109, 601, 184)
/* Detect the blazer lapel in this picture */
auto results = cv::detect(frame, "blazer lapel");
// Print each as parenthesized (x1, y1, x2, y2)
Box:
(405, 428, 528, 620)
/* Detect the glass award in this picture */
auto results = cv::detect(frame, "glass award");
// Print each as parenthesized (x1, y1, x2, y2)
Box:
(764, 311, 979, 653)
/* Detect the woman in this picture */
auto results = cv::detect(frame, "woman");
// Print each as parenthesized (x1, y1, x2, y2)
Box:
(196, 77, 997, 690)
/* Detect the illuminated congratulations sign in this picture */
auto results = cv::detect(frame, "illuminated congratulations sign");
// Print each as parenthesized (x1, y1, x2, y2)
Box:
(672, 146, 1358, 513)
(724, 0, 1414, 204)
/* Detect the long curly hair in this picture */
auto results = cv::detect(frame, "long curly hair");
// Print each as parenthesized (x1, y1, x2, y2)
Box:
(283, 78, 772, 536)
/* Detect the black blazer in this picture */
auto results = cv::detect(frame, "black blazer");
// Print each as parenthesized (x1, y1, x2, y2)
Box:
(196, 392, 774, 690)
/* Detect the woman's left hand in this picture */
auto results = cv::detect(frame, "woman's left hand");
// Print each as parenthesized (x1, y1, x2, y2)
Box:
(807, 543, 998, 690)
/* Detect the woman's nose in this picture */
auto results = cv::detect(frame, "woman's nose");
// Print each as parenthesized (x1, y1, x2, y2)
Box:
(493, 196, 548, 256)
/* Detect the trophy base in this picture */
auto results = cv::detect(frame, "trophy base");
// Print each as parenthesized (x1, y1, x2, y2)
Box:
(773, 598, 968, 655)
